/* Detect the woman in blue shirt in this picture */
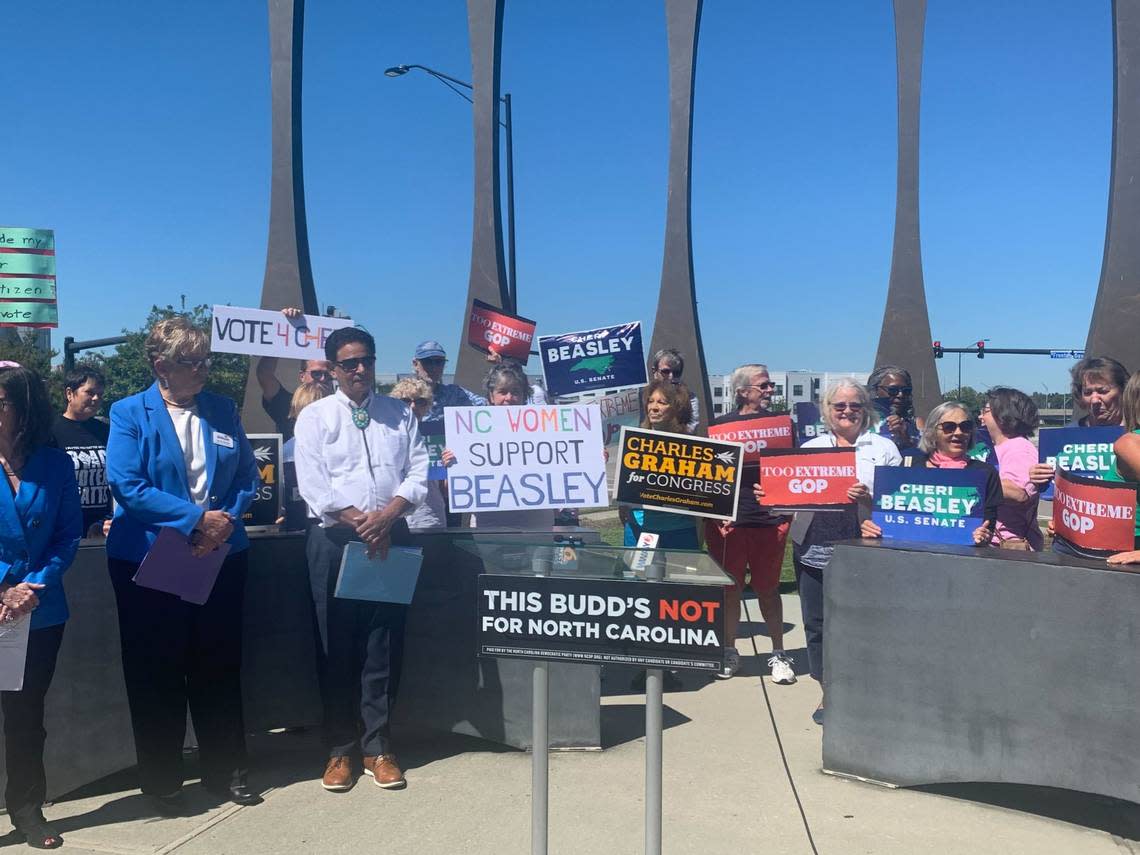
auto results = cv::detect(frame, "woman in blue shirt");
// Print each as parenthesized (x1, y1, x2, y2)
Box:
(0, 366, 82, 849)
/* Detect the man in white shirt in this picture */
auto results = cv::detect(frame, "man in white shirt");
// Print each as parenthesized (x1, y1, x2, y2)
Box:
(294, 327, 428, 794)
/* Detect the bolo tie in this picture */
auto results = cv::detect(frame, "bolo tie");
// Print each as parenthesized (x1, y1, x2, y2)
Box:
(351, 402, 377, 484)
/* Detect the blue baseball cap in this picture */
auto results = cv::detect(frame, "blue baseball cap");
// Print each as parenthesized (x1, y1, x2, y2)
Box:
(414, 340, 447, 360)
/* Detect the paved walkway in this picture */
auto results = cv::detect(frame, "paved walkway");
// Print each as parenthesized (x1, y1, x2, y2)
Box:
(10, 594, 1138, 854)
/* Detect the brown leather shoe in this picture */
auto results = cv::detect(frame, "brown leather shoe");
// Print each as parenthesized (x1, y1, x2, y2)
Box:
(321, 756, 354, 792)
(362, 754, 406, 790)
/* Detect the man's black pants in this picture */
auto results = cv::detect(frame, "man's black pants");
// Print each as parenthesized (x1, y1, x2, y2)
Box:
(307, 523, 409, 758)
(109, 552, 249, 795)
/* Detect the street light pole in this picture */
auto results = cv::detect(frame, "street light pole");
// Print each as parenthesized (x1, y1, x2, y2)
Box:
(385, 63, 518, 313)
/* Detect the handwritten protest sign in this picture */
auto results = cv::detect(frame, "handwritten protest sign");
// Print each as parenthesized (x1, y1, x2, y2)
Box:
(598, 388, 642, 447)
(755, 447, 856, 511)
(444, 404, 605, 512)
(1051, 469, 1137, 558)
(708, 413, 794, 464)
(1038, 425, 1124, 500)
(210, 305, 354, 360)
(0, 228, 57, 328)
(613, 427, 743, 521)
(871, 466, 989, 546)
(539, 322, 646, 397)
(793, 402, 829, 444)
(467, 299, 536, 362)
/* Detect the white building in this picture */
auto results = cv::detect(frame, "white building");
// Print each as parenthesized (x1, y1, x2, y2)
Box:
(708, 369, 871, 417)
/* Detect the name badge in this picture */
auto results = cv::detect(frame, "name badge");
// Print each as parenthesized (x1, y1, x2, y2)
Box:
(213, 432, 235, 449)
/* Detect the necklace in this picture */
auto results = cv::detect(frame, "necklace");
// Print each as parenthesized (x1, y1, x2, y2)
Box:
(351, 405, 370, 430)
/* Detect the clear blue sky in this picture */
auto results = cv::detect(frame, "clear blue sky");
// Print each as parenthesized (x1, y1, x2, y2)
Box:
(4, 1, 1112, 396)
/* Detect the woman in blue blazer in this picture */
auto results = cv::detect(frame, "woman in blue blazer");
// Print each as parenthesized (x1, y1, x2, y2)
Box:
(106, 317, 259, 813)
(0, 366, 82, 850)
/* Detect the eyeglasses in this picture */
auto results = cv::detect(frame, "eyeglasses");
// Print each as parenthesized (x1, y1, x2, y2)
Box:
(176, 358, 211, 371)
(980, 404, 992, 414)
(747, 382, 777, 391)
(938, 420, 975, 435)
(400, 397, 431, 407)
(878, 385, 912, 397)
(831, 402, 864, 412)
(419, 357, 446, 367)
(655, 367, 681, 379)
(336, 356, 376, 372)
(307, 370, 332, 382)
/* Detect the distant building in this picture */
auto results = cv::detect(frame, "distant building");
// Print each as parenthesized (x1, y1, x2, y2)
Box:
(708, 369, 871, 417)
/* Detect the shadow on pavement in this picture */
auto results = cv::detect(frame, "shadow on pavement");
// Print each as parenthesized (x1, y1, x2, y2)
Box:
(914, 782, 1140, 840)
(601, 703, 691, 749)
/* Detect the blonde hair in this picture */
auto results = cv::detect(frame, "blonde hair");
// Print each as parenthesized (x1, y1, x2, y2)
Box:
(145, 316, 209, 370)
(1122, 371, 1140, 432)
(390, 377, 433, 405)
(289, 381, 329, 420)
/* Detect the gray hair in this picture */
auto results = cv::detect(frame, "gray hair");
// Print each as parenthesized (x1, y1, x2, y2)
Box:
(730, 363, 769, 405)
(920, 401, 973, 452)
(484, 360, 529, 400)
(650, 348, 684, 376)
(867, 364, 912, 393)
(820, 378, 876, 434)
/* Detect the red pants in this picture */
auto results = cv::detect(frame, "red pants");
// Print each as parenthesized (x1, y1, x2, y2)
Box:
(704, 520, 790, 593)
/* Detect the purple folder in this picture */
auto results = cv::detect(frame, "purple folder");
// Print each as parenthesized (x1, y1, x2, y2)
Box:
(132, 527, 230, 605)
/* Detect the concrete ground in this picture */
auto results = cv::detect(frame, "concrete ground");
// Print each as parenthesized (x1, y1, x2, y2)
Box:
(9, 593, 1138, 855)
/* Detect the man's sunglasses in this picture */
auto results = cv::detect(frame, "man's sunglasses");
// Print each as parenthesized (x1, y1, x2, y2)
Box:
(938, 420, 974, 435)
(878, 385, 912, 397)
(656, 368, 681, 379)
(747, 382, 777, 391)
(336, 356, 376, 372)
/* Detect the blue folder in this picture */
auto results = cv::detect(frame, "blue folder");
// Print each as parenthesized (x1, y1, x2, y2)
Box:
(334, 543, 424, 604)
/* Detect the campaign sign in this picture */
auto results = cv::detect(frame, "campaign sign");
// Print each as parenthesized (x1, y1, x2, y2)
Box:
(708, 414, 794, 464)
(1051, 469, 1137, 558)
(211, 305, 354, 360)
(1037, 425, 1124, 500)
(466, 298, 536, 363)
(444, 404, 606, 512)
(967, 423, 996, 466)
(871, 466, 988, 546)
(478, 574, 726, 671)
(613, 427, 743, 521)
(598, 388, 642, 447)
(793, 402, 829, 444)
(243, 434, 282, 530)
(539, 322, 647, 397)
(421, 425, 447, 481)
(755, 447, 857, 511)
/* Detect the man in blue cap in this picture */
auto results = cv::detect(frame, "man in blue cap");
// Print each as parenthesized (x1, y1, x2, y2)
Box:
(412, 341, 486, 427)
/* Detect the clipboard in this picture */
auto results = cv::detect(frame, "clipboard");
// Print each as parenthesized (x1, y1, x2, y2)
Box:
(335, 542, 423, 605)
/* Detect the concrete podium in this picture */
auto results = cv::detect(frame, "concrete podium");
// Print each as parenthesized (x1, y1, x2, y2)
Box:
(1, 528, 602, 805)
(823, 540, 1140, 806)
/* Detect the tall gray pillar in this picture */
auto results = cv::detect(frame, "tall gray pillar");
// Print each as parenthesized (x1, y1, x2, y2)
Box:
(1086, 0, 1140, 371)
(241, 0, 320, 431)
(649, 0, 712, 432)
(454, 0, 510, 396)
(873, 0, 941, 417)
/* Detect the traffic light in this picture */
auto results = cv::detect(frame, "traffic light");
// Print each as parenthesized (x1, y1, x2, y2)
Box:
(976, 340, 986, 359)
(932, 341, 943, 359)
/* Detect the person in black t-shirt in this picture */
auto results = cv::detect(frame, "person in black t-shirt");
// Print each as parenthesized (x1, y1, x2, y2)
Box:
(51, 364, 112, 538)
(254, 308, 335, 441)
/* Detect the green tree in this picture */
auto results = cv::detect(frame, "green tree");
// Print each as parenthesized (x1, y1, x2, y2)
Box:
(941, 385, 984, 413)
(0, 330, 65, 412)
(97, 305, 249, 408)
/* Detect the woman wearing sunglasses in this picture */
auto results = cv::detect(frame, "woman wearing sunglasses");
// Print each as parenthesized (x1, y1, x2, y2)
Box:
(106, 316, 260, 812)
(388, 377, 446, 531)
(868, 365, 921, 451)
(755, 379, 901, 725)
(861, 402, 1002, 546)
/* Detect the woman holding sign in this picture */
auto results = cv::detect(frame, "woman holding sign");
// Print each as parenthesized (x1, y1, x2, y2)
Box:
(106, 317, 260, 813)
(861, 402, 1002, 544)
(754, 379, 900, 724)
(978, 389, 1044, 550)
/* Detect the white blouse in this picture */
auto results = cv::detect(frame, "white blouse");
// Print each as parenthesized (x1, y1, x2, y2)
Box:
(166, 402, 208, 508)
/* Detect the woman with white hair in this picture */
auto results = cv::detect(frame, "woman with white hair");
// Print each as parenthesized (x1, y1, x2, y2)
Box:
(861, 401, 1002, 546)
(755, 378, 900, 725)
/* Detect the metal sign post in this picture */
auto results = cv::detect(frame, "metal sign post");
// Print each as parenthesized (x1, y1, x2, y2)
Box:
(531, 549, 551, 855)
(644, 551, 666, 855)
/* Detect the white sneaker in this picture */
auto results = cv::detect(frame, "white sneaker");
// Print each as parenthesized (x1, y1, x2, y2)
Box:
(717, 647, 740, 680)
(768, 652, 797, 685)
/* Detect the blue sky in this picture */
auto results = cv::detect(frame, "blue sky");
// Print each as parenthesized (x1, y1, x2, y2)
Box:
(3, 1, 1112, 396)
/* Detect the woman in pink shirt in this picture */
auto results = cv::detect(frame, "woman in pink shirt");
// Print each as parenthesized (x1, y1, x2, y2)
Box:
(980, 388, 1044, 550)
